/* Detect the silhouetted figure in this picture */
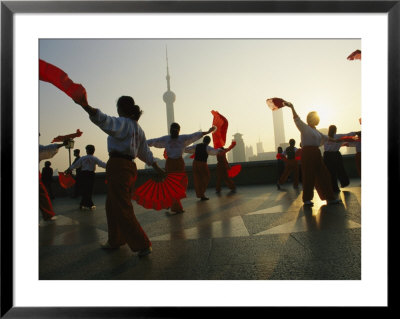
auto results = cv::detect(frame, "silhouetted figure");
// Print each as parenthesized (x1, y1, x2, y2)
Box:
(284, 101, 341, 206)
(41, 161, 54, 199)
(72, 149, 82, 198)
(277, 139, 299, 189)
(147, 122, 214, 213)
(66, 144, 106, 211)
(185, 135, 222, 200)
(276, 146, 286, 184)
(39, 140, 67, 220)
(346, 131, 361, 177)
(323, 125, 357, 193)
(215, 145, 236, 194)
(74, 93, 165, 257)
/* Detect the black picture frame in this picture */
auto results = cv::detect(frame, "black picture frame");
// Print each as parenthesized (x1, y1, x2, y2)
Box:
(1, 1, 396, 317)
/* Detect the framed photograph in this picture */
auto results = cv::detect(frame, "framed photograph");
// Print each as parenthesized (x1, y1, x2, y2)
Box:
(2, 0, 396, 317)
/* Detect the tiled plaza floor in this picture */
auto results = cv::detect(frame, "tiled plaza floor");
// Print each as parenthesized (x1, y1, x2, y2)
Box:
(39, 179, 361, 280)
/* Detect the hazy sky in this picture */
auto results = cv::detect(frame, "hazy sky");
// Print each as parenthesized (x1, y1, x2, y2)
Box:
(39, 38, 361, 172)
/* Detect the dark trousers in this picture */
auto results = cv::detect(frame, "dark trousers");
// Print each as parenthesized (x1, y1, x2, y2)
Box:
(42, 180, 54, 199)
(323, 151, 350, 193)
(80, 171, 95, 207)
(278, 159, 299, 187)
(301, 146, 335, 202)
(216, 163, 235, 192)
(39, 178, 55, 220)
(106, 157, 151, 251)
(73, 172, 82, 197)
(277, 160, 285, 182)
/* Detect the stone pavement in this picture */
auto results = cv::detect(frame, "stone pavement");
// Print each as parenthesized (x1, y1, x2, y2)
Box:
(39, 179, 361, 280)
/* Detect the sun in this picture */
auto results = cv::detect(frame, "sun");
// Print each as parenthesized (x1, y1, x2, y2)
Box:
(308, 103, 334, 129)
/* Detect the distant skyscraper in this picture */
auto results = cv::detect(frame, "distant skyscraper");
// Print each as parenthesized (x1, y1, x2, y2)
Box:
(256, 141, 264, 154)
(163, 48, 176, 133)
(245, 145, 254, 161)
(232, 133, 246, 163)
(227, 150, 233, 163)
(272, 109, 286, 151)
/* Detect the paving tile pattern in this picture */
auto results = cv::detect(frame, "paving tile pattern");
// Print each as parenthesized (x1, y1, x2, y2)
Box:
(39, 180, 361, 280)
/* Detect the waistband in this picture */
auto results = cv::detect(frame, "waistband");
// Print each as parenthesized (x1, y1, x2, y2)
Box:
(109, 152, 134, 161)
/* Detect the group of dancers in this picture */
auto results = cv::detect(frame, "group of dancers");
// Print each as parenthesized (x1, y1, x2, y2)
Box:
(39, 92, 361, 257)
(276, 102, 361, 206)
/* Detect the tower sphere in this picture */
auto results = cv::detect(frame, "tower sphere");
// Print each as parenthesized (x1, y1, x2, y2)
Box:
(163, 90, 176, 103)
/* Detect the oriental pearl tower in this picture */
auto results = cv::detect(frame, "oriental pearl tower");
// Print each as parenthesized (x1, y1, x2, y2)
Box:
(163, 48, 176, 133)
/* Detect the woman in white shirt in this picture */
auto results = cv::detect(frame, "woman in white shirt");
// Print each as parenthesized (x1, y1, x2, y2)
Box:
(66, 144, 107, 210)
(147, 123, 214, 213)
(73, 94, 164, 257)
(284, 101, 341, 206)
(323, 125, 357, 193)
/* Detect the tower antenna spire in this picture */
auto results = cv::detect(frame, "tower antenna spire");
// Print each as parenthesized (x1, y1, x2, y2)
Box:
(163, 45, 176, 133)
(166, 46, 171, 91)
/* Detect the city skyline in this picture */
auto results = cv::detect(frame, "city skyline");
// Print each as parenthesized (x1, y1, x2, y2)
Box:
(39, 39, 361, 173)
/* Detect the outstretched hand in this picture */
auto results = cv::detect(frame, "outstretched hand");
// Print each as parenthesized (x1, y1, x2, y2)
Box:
(283, 101, 293, 108)
(152, 162, 167, 179)
(58, 141, 68, 148)
(73, 87, 89, 107)
(208, 126, 217, 134)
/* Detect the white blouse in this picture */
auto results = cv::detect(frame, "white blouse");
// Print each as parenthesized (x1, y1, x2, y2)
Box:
(294, 117, 329, 147)
(69, 154, 107, 172)
(89, 110, 155, 166)
(147, 132, 203, 159)
(324, 132, 357, 152)
(184, 144, 221, 156)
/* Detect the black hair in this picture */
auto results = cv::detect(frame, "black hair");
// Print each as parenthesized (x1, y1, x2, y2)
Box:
(45, 161, 51, 167)
(289, 139, 295, 146)
(203, 136, 211, 144)
(117, 96, 143, 121)
(328, 125, 337, 138)
(170, 122, 180, 138)
(86, 144, 95, 155)
(278, 147, 283, 153)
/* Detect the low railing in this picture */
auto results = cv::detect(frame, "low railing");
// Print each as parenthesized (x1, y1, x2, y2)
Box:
(50, 154, 360, 197)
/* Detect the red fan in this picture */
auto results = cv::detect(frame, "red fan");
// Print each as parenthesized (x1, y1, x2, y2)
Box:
(39, 59, 88, 104)
(52, 129, 83, 143)
(347, 50, 361, 60)
(276, 153, 287, 161)
(227, 164, 241, 178)
(295, 149, 302, 161)
(163, 149, 168, 159)
(211, 110, 228, 149)
(58, 172, 76, 189)
(339, 136, 361, 143)
(132, 172, 187, 210)
(266, 97, 287, 111)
